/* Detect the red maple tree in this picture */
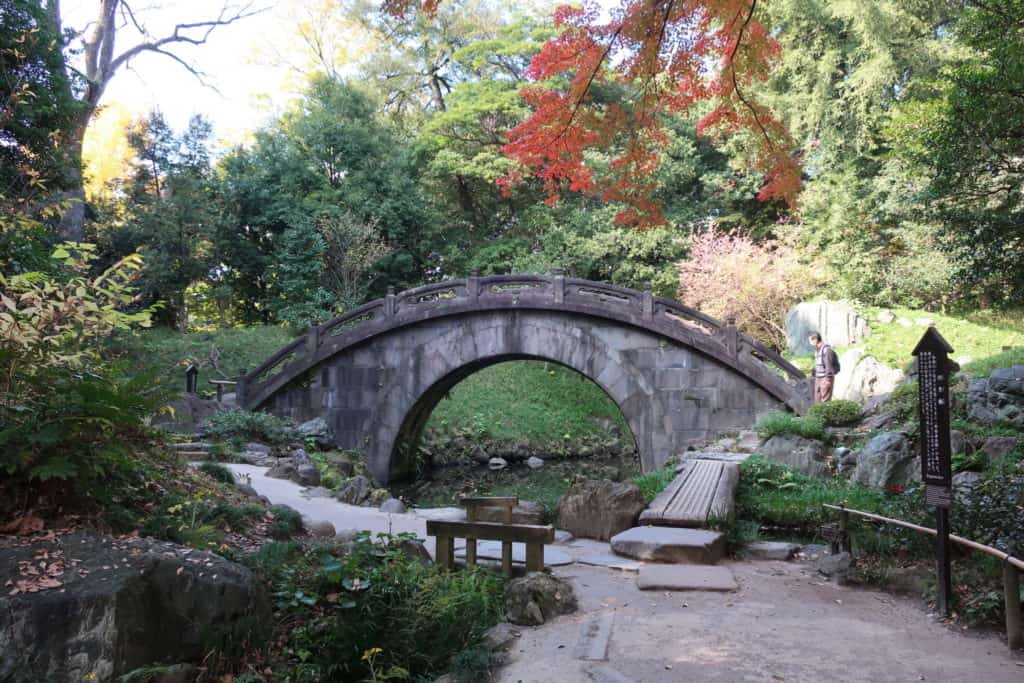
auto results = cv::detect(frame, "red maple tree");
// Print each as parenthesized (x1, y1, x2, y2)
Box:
(383, 0, 801, 227)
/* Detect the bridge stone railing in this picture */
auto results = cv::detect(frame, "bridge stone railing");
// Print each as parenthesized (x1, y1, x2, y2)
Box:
(238, 273, 808, 411)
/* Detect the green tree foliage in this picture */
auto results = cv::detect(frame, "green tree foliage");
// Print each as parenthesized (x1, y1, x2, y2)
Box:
(759, 0, 960, 307)
(888, 1, 1024, 303)
(217, 77, 431, 321)
(105, 113, 223, 329)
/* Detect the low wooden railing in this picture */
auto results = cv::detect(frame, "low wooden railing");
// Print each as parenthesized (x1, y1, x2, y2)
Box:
(237, 273, 810, 410)
(824, 503, 1023, 651)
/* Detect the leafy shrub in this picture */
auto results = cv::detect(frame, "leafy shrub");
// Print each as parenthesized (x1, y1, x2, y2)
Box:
(754, 412, 827, 441)
(449, 646, 497, 682)
(141, 498, 265, 545)
(0, 245, 162, 504)
(198, 461, 236, 485)
(291, 532, 503, 682)
(632, 466, 676, 503)
(677, 224, 822, 349)
(269, 504, 304, 539)
(886, 382, 919, 423)
(735, 457, 886, 532)
(808, 399, 862, 426)
(202, 409, 295, 445)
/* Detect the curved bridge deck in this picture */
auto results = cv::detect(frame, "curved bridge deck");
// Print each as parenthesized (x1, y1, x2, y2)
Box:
(237, 274, 810, 483)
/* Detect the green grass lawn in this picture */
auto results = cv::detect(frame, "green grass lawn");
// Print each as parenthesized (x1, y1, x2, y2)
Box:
(425, 360, 632, 446)
(857, 306, 1024, 373)
(109, 325, 295, 398)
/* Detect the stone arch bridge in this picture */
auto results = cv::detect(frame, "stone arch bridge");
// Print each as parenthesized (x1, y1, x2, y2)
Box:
(238, 274, 810, 484)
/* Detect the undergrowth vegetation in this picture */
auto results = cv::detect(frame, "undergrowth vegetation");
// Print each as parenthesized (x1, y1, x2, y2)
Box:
(264, 532, 504, 682)
(807, 399, 862, 426)
(754, 412, 827, 441)
(202, 409, 296, 445)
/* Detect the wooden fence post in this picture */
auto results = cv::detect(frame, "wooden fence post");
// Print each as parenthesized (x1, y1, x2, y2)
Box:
(1005, 563, 1022, 650)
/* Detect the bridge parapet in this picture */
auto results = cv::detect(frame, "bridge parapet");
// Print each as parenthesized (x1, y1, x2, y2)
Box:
(238, 274, 809, 412)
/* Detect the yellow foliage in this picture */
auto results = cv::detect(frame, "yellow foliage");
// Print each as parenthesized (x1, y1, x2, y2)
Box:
(0, 243, 152, 371)
(82, 102, 137, 203)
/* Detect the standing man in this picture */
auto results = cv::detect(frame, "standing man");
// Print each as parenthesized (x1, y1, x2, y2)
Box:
(810, 332, 837, 403)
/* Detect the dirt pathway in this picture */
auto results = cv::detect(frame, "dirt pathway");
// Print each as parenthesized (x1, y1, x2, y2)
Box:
(497, 561, 1024, 683)
(230, 463, 1024, 683)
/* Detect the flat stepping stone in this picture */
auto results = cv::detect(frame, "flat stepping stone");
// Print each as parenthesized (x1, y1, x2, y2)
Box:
(574, 612, 614, 661)
(585, 665, 635, 683)
(577, 553, 643, 572)
(610, 526, 725, 564)
(455, 540, 573, 566)
(743, 541, 801, 561)
(642, 459, 739, 527)
(637, 564, 737, 592)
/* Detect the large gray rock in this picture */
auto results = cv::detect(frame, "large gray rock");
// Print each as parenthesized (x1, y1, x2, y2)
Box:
(759, 434, 831, 478)
(0, 532, 269, 683)
(743, 541, 801, 561)
(265, 460, 297, 482)
(151, 394, 223, 433)
(290, 448, 321, 487)
(853, 432, 919, 490)
(785, 301, 869, 355)
(979, 436, 1021, 460)
(557, 479, 646, 541)
(380, 497, 407, 514)
(477, 500, 545, 525)
(816, 551, 853, 585)
(833, 349, 904, 403)
(610, 526, 725, 564)
(967, 366, 1024, 427)
(336, 475, 372, 505)
(297, 417, 334, 449)
(504, 572, 577, 626)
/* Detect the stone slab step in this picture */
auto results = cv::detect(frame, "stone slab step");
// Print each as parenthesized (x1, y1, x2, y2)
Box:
(172, 442, 211, 450)
(636, 565, 737, 592)
(742, 541, 801, 561)
(610, 526, 725, 565)
(574, 612, 614, 661)
(576, 553, 644, 572)
(641, 459, 739, 527)
(585, 665, 635, 683)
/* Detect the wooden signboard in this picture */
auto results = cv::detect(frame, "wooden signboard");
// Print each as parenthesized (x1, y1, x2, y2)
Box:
(911, 326, 955, 617)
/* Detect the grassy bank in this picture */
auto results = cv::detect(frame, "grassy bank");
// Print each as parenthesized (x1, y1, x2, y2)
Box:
(424, 360, 632, 446)
(110, 325, 295, 398)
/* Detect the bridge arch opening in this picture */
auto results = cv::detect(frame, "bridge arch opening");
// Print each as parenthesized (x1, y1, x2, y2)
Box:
(389, 356, 641, 483)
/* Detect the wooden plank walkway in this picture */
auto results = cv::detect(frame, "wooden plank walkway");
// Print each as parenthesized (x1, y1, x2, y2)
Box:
(639, 459, 740, 528)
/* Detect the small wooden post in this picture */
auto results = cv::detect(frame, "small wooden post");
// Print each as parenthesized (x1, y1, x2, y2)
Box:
(215, 382, 224, 402)
(435, 534, 454, 571)
(525, 543, 544, 572)
(185, 365, 198, 394)
(1005, 563, 1022, 650)
(839, 508, 852, 553)
(236, 368, 248, 407)
(465, 502, 478, 566)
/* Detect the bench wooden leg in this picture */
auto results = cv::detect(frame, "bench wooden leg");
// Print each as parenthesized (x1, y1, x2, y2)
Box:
(216, 384, 224, 402)
(466, 537, 477, 566)
(501, 541, 513, 576)
(436, 535, 454, 571)
(525, 543, 544, 572)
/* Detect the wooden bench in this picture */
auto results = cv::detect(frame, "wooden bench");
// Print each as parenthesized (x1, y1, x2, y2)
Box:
(426, 496, 554, 575)
(208, 379, 237, 402)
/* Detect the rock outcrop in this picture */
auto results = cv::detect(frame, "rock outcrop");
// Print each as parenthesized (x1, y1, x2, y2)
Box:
(557, 479, 646, 541)
(0, 532, 269, 683)
(785, 301, 870, 355)
(967, 365, 1024, 427)
(758, 434, 831, 478)
(854, 432, 919, 489)
(504, 572, 577, 626)
(832, 349, 904, 403)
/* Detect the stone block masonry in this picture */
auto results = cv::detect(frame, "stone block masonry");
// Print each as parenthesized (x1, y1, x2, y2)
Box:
(243, 275, 809, 484)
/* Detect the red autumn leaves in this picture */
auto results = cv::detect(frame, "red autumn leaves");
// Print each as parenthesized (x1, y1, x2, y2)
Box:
(384, 0, 801, 226)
